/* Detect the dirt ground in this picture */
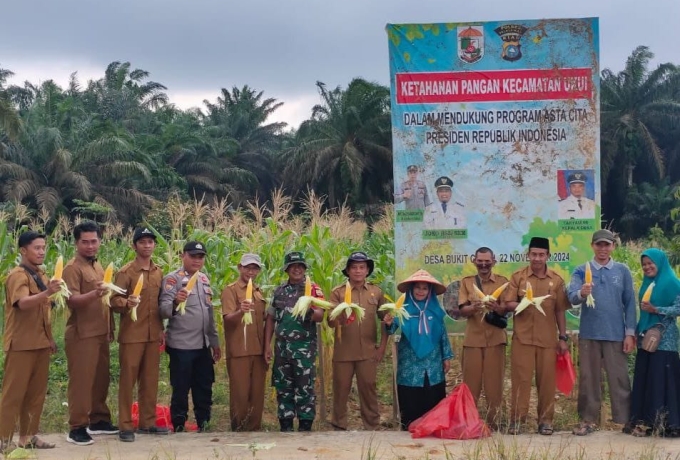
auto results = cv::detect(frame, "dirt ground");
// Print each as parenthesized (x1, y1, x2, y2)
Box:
(10, 429, 680, 460)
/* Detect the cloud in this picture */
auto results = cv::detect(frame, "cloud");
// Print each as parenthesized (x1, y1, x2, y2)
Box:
(1, 0, 678, 127)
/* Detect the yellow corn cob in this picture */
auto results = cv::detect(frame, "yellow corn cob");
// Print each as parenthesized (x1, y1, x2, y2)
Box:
(642, 282, 655, 303)
(52, 256, 63, 280)
(103, 263, 114, 283)
(175, 271, 199, 315)
(242, 278, 254, 345)
(378, 293, 411, 323)
(101, 263, 126, 307)
(344, 281, 352, 303)
(49, 255, 71, 310)
(130, 274, 143, 321)
(584, 262, 595, 308)
(395, 293, 405, 309)
(525, 281, 533, 301)
(304, 275, 312, 297)
(490, 282, 509, 300)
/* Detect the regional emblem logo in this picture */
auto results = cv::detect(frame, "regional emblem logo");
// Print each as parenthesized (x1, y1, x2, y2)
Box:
(494, 24, 528, 62)
(457, 25, 484, 63)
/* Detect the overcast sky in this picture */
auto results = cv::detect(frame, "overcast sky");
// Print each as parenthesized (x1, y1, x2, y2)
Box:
(1, 0, 678, 129)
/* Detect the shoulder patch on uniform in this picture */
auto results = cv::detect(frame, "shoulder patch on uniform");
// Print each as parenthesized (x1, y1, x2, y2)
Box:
(201, 275, 208, 284)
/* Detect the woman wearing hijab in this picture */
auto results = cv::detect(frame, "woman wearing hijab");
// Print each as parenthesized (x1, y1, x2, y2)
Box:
(627, 248, 680, 437)
(385, 269, 453, 430)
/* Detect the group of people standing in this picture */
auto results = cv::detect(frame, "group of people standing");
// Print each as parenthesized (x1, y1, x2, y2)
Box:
(2, 221, 680, 453)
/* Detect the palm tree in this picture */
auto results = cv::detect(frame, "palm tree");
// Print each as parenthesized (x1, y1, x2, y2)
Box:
(600, 46, 680, 221)
(202, 86, 287, 200)
(0, 66, 21, 141)
(283, 79, 392, 209)
(620, 178, 679, 238)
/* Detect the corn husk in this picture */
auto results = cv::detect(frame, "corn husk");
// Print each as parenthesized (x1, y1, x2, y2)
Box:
(514, 281, 549, 316)
(585, 262, 595, 308)
(130, 274, 143, 321)
(175, 271, 199, 315)
(378, 293, 411, 324)
(49, 255, 71, 310)
(101, 262, 126, 307)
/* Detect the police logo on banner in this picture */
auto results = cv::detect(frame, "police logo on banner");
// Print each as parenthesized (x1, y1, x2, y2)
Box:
(457, 25, 484, 63)
(494, 24, 528, 61)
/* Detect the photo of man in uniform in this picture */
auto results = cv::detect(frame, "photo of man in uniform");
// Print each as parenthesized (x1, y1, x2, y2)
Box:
(394, 165, 431, 210)
(423, 176, 466, 229)
(558, 171, 596, 220)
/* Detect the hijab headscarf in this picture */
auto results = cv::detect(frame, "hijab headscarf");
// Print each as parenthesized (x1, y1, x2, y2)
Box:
(401, 283, 446, 359)
(637, 248, 680, 333)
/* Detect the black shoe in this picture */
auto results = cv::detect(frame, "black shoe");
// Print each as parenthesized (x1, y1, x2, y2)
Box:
(279, 418, 294, 432)
(87, 421, 119, 435)
(173, 425, 185, 433)
(298, 419, 313, 432)
(67, 427, 94, 446)
(137, 426, 170, 435)
(118, 431, 135, 442)
(197, 422, 209, 433)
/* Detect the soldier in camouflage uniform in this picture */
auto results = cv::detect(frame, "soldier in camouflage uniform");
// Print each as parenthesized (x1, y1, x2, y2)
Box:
(264, 252, 324, 432)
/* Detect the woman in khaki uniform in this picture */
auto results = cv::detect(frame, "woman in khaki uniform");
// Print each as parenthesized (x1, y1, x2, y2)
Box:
(0, 231, 58, 452)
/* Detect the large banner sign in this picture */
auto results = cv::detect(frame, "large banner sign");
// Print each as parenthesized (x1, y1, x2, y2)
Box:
(387, 18, 600, 329)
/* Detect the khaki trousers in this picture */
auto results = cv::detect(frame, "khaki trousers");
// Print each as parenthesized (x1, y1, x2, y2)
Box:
(510, 337, 556, 425)
(577, 339, 631, 424)
(65, 334, 112, 429)
(118, 342, 161, 431)
(331, 360, 380, 430)
(462, 345, 506, 425)
(0, 349, 50, 441)
(226, 356, 267, 431)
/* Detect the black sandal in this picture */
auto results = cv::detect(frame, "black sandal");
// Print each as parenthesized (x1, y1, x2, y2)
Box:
(538, 423, 554, 435)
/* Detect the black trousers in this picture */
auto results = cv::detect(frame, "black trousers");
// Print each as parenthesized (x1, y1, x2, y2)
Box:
(166, 346, 215, 429)
(397, 373, 446, 430)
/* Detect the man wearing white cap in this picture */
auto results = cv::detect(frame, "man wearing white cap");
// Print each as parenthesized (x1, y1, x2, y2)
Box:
(221, 253, 267, 431)
(423, 176, 466, 230)
(558, 172, 596, 219)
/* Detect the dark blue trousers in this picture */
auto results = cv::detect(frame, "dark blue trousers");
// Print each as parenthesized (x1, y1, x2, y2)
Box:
(166, 347, 214, 430)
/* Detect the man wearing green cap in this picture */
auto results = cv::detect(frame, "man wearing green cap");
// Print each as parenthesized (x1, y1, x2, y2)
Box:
(264, 252, 325, 432)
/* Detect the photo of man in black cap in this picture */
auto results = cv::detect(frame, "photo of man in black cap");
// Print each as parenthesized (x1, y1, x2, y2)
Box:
(558, 171, 596, 219)
(423, 176, 466, 230)
(394, 165, 431, 210)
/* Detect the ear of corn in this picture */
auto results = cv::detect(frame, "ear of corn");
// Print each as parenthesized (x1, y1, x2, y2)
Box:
(642, 282, 655, 303)
(52, 256, 63, 281)
(101, 263, 126, 307)
(490, 282, 509, 300)
(49, 255, 71, 310)
(514, 282, 549, 316)
(472, 284, 486, 301)
(242, 278, 254, 345)
(304, 276, 312, 297)
(378, 292, 411, 324)
(343, 281, 352, 304)
(245, 278, 253, 301)
(130, 274, 144, 322)
(584, 262, 596, 308)
(175, 271, 199, 315)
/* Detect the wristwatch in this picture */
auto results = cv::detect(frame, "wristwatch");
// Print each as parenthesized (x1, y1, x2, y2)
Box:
(558, 335, 569, 342)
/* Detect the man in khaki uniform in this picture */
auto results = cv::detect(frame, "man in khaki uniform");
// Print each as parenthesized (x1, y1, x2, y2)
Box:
(503, 237, 570, 435)
(329, 252, 388, 431)
(221, 253, 267, 431)
(458, 247, 509, 429)
(0, 231, 58, 451)
(111, 228, 168, 442)
(63, 221, 118, 446)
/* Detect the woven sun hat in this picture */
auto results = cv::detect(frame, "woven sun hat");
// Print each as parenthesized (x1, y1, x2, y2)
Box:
(397, 269, 446, 295)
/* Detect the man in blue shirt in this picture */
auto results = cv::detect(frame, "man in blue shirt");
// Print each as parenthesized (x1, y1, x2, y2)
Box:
(568, 229, 636, 436)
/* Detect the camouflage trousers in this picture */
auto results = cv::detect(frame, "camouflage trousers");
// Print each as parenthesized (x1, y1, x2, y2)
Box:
(272, 354, 316, 421)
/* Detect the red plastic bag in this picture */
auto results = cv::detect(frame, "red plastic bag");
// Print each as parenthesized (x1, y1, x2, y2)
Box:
(130, 403, 184, 431)
(556, 351, 576, 395)
(409, 383, 491, 440)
